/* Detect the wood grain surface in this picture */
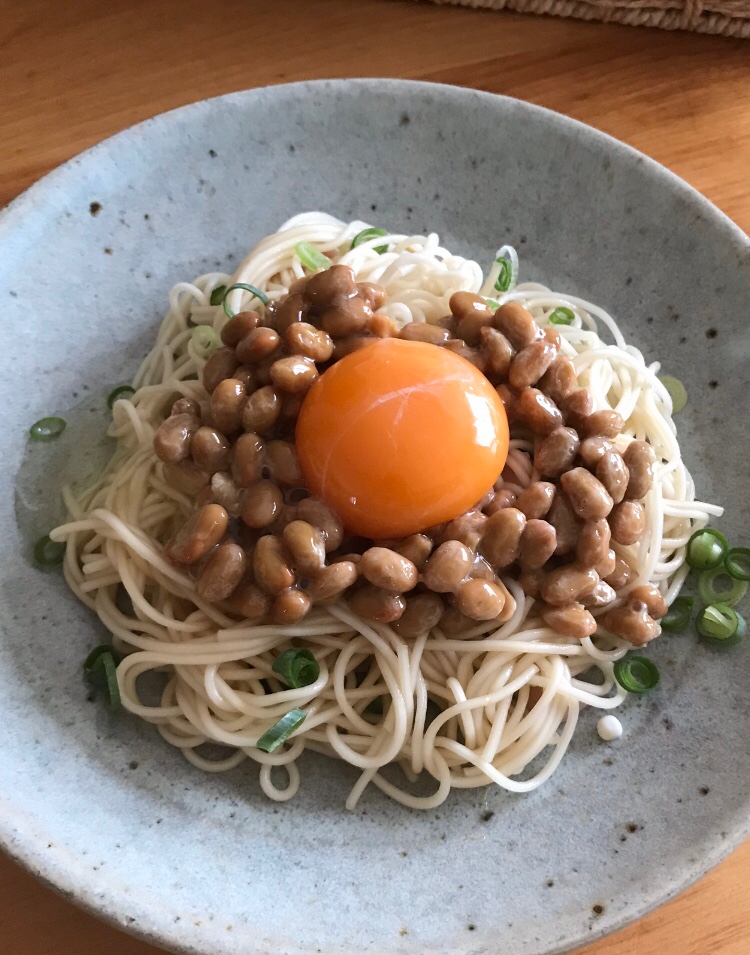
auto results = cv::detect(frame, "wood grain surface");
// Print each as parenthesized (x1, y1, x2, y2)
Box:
(1, 0, 749, 953)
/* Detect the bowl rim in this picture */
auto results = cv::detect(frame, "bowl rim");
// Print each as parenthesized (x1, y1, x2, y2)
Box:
(1, 77, 749, 955)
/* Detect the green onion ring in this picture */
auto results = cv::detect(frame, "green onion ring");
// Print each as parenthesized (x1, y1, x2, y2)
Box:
(29, 416, 66, 441)
(190, 325, 220, 359)
(660, 595, 694, 633)
(272, 649, 320, 689)
(222, 283, 270, 319)
(686, 528, 728, 571)
(494, 258, 512, 293)
(725, 547, 750, 582)
(697, 603, 745, 648)
(33, 535, 66, 567)
(83, 644, 115, 673)
(107, 385, 136, 408)
(549, 306, 576, 326)
(83, 645, 121, 709)
(613, 656, 660, 693)
(485, 298, 501, 311)
(210, 284, 227, 306)
(351, 228, 389, 255)
(698, 566, 748, 608)
(256, 707, 306, 753)
(659, 375, 688, 414)
(295, 241, 332, 272)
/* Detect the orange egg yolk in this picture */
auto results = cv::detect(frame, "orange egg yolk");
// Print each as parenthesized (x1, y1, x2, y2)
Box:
(295, 338, 509, 540)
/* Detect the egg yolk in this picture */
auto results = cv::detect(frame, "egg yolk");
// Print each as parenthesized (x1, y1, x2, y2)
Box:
(295, 338, 509, 539)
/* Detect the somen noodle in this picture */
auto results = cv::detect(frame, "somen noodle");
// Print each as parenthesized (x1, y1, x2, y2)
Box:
(49, 212, 721, 808)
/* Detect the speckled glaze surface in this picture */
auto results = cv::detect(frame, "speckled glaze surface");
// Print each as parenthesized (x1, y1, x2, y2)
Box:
(1, 80, 749, 955)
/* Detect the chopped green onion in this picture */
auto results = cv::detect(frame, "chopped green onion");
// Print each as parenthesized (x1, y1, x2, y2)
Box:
(698, 566, 748, 608)
(295, 241, 331, 272)
(33, 535, 65, 567)
(221, 283, 270, 319)
(191, 325, 220, 359)
(659, 375, 688, 413)
(29, 416, 66, 441)
(489, 245, 518, 294)
(485, 298, 501, 311)
(660, 596, 695, 634)
(549, 307, 576, 326)
(613, 656, 660, 693)
(83, 645, 121, 709)
(107, 385, 135, 408)
(83, 644, 122, 675)
(697, 603, 745, 648)
(725, 547, 750, 582)
(272, 649, 320, 689)
(686, 528, 728, 571)
(351, 228, 389, 254)
(256, 707, 306, 753)
(209, 284, 227, 307)
(494, 258, 512, 293)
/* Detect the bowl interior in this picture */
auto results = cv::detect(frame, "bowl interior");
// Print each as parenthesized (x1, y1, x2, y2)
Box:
(1, 80, 749, 955)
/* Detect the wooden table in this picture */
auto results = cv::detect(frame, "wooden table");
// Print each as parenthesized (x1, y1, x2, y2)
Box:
(2, 0, 749, 952)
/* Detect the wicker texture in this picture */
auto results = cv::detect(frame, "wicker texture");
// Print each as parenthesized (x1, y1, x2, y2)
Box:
(425, 0, 750, 35)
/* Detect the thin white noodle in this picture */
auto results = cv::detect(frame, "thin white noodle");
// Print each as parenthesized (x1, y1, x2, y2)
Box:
(53, 212, 721, 809)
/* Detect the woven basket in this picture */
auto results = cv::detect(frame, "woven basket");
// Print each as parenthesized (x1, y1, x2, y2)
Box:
(425, 0, 750, 36)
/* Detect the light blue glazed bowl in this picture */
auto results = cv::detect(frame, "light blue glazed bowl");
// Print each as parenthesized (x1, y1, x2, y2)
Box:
(0, 80, 748, 955)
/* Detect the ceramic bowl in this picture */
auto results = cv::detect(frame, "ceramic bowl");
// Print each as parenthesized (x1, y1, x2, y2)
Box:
(1, 80, 749, 955)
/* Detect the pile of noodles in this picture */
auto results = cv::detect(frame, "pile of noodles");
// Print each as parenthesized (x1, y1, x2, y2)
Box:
(50, 213, 721, 808)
